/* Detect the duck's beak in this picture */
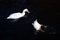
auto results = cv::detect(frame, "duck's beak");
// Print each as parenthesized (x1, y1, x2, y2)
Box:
(28, 10, 30, 13)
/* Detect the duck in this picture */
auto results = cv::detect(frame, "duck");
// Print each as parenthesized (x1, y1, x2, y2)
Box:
(32, 19, 47, 32)
(7, 9, 30, 20)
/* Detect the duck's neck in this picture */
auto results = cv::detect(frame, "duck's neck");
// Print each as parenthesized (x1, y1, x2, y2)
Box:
(22, 10, 26, 16)
(23, 10, 26, 13)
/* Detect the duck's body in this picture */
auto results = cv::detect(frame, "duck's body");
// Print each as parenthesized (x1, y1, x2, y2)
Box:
(7, 9, 30, 19)
(32, 19, 41, 31)
(7, 12, 25, 19)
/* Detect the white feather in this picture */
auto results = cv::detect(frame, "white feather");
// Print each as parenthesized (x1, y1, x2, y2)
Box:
(32, 19, 42, 31)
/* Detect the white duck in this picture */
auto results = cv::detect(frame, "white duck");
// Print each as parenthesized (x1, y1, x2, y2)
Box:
(7, 9, 30, 19)
(32, 19, 47, 32)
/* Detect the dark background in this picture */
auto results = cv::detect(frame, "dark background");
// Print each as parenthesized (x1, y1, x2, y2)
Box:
(0, 0, 56, 40)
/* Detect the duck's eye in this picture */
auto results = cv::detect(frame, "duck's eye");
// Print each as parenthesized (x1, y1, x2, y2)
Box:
(25, 12, 29, 15)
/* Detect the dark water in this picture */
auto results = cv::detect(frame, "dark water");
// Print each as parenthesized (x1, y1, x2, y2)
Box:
(0, 0, 56, 40)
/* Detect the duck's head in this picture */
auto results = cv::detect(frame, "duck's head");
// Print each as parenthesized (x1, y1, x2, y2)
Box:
(23, 9, 30, 13)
